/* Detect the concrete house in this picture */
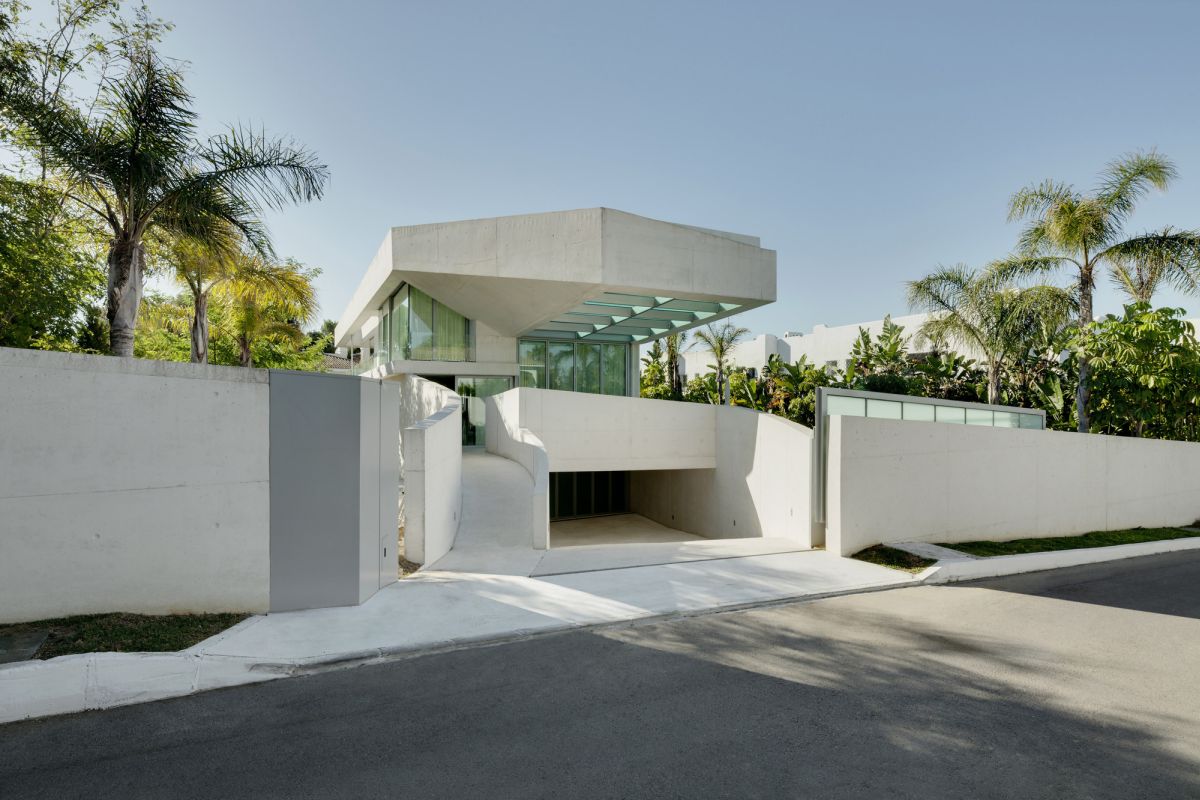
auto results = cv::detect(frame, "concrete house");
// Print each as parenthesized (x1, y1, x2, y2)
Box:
(333, 208, 818, 572)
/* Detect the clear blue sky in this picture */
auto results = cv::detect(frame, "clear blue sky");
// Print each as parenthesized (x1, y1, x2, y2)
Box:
(147, 0, 1200, 333)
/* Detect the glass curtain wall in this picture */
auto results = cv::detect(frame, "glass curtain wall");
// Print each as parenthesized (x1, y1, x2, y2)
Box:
(519, 339, 628, 396)
(376, 284, 471, 363)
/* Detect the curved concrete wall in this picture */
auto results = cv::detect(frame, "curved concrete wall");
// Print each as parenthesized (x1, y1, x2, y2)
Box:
(398, 376, 463, 564)
(484, 392, 550, 549)
(826, 414, 1200, 556)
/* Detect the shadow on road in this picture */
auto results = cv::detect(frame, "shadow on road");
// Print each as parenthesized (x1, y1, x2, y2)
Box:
(954, 550, 1200, 620)
(2, 571, 1198, 799)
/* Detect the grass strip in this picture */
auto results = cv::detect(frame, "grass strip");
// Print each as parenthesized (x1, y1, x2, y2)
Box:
(851, 544, 936, 573)
(941, 527, 1197, 558)
(0, 612, 248, 660)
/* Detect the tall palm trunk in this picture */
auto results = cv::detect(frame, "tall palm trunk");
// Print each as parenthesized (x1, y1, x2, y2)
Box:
(237, 334, 252, 368)
(1076, 266, 1094, 433)
(190, 291, 209, 364)
(986, 360, 1002, 405)
(106, 237, 144, 357)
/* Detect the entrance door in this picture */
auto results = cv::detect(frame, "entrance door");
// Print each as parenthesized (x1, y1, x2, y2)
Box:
(455, 376, 513, 445)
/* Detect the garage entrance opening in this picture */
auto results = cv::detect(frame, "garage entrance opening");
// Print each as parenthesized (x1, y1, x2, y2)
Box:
(550, 471, 629, 520)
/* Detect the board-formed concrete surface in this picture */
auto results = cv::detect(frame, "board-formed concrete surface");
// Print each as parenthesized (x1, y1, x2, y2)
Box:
(2, 552, 1196, 799)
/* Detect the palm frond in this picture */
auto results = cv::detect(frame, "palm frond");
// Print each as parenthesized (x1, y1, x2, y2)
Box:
(1096, 150, 1176, 227)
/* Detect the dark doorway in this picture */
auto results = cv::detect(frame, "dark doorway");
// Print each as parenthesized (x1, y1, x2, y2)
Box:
(550, 471, 630, 520)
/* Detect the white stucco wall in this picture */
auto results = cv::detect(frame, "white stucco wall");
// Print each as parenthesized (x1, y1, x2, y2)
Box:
(0, 348, 271, 623)
(825, 414, 1200, 556)
(398, 377, 463, 565)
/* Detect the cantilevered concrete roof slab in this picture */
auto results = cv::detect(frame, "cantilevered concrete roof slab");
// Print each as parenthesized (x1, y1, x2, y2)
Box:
(335, 208, 775, 348)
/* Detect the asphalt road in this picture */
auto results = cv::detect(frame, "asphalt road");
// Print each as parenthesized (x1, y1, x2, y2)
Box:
(3, 552, 1199, 799)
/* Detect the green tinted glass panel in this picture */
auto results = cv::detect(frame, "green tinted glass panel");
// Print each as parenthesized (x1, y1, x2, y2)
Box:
(519, 340, 546, 366)
(602, 344, 626, 395)
(866, 399, 903, 420)
(409, 287, 435, 360)
(1019, 413, 1042, 430)
(576, 344, 601, 394)
(993, 411, 1020, 428)
(391, 286, 408, 361)
(965, 408, 994, 426)
(903, 402, 936, 421)
(434, 301, 469, 361)
(826, 395, 865, 417)
(549, 343, 574, 390)
(935, 405, 965, 423)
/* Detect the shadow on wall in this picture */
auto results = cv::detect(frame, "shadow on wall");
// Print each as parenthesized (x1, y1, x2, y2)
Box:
(630, 406, 813, 545)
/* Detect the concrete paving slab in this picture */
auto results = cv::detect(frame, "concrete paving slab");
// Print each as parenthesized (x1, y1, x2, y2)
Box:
(531, 537, 811, 576)
(549, 513, 701, 547)
(198, 551, 912, 663)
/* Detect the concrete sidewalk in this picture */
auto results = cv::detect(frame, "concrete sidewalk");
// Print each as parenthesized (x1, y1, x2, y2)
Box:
(1, 550, 913, 723)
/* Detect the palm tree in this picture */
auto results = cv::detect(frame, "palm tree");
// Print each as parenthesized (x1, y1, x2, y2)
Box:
(0, 44, 328, 356)
(908, 265, 1074, 404)
(214, 257, 317, 368)
(663, 331, 689, 399)
(1108, 227, 1200, 303)
(994, 151, 1200, 431)
(168, 235, 236, 364)
(694, 321, 749, 405)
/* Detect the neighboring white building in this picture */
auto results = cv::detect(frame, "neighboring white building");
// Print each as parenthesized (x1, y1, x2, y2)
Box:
(679, 312, 951, 381)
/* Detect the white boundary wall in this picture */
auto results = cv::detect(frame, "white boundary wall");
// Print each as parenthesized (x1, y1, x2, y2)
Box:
(0, 348, 401, 623)
(399, 376, 463, 564)
(0, 349, 271, 621)
(826, 414, 1200, 556)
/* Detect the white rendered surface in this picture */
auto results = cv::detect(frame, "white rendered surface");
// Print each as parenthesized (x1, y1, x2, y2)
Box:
(826, 414, 1200, 556)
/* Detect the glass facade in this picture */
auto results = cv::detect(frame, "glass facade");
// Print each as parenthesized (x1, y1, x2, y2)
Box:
(376, 284, 472, 363)
(519, 338, 628, 396)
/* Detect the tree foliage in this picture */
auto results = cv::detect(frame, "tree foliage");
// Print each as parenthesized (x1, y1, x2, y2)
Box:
(0, 175, 104, 347)
(1074, 304, 1200, 440)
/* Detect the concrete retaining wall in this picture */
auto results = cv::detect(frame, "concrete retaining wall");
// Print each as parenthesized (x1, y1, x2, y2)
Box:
(495, 388, 716, 472)
(826, 414, 1200, 556)
(487, 388, 812, 547)
(631, 407, 814, 546)
(0, 347, 399, 623)
(485, 391, 550, 550)
(400, 376, 463, 564)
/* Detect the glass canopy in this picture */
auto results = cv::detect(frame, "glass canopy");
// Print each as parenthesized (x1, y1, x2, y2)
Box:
(524, 291, 742, 343)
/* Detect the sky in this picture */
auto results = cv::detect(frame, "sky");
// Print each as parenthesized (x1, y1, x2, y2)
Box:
(63, 0, 1200, 333)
